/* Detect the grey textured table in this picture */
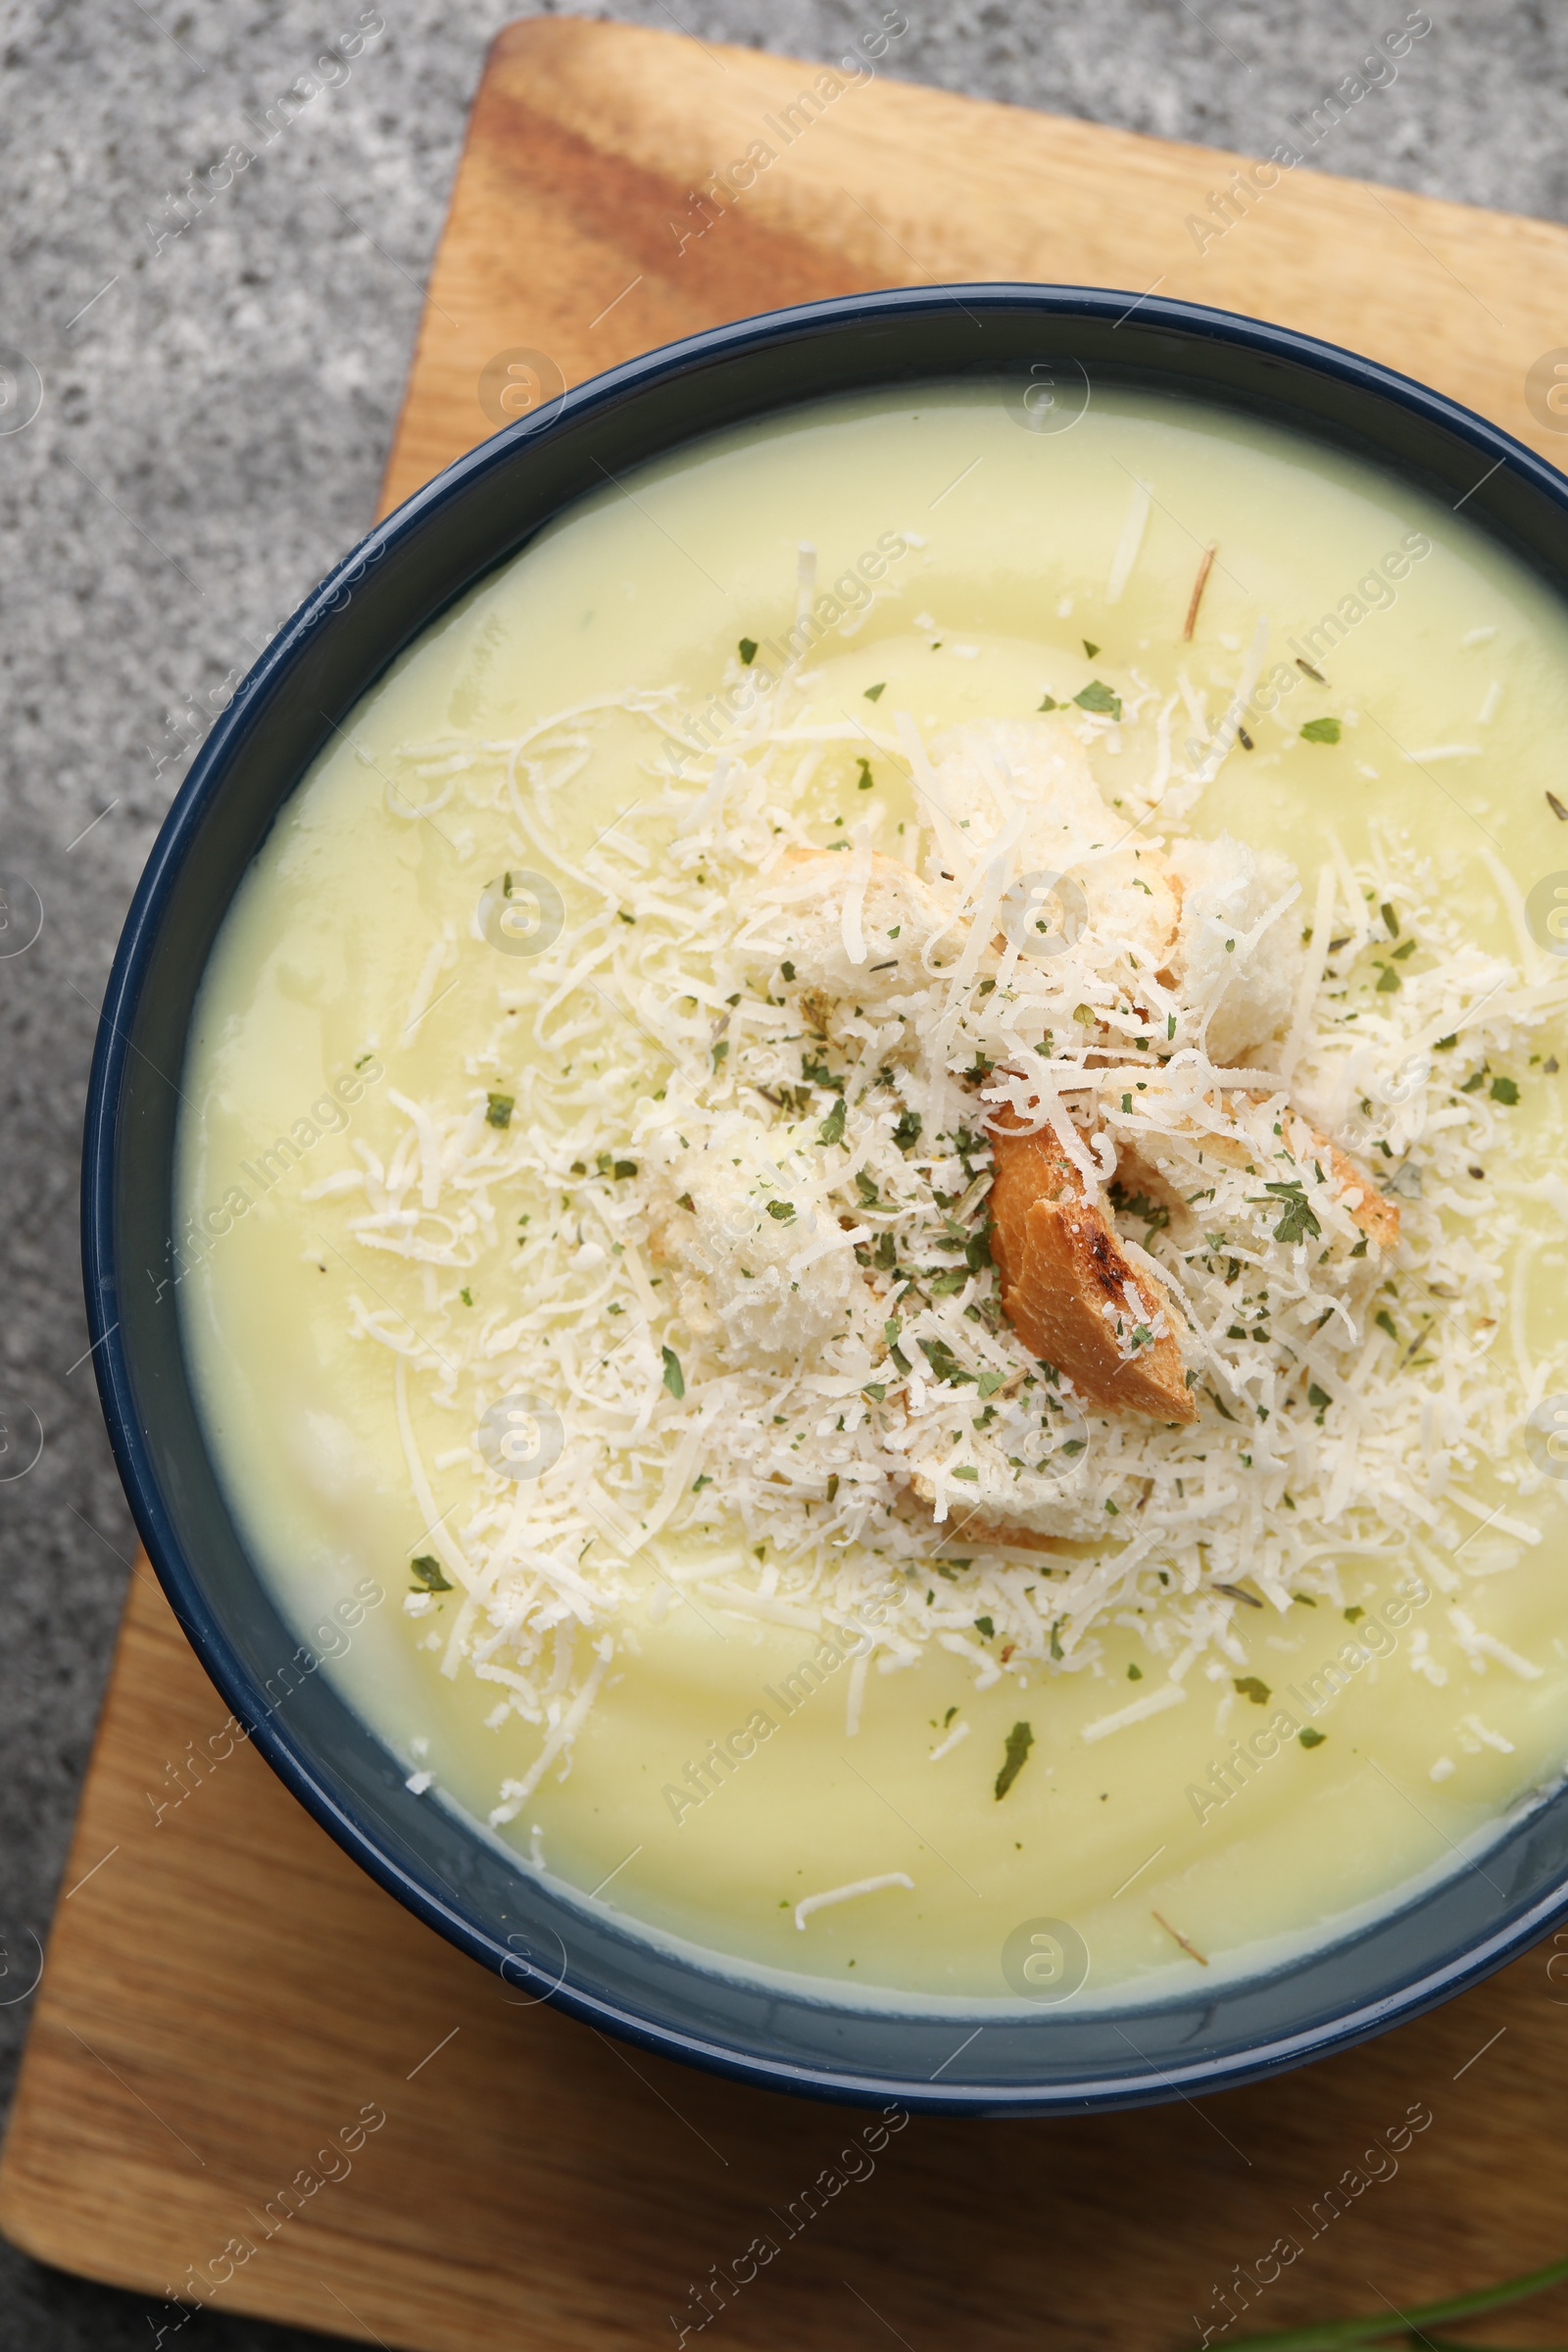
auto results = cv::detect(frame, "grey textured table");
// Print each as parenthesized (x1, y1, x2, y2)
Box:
(2, 2, 1566, 2343)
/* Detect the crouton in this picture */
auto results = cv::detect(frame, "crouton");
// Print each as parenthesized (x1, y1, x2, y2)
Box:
(905, 1473, 1085, 1552)
(1134, 1093, 1399, 1253)
(1163, 833, 1302, 1064)
(1319, 1134, 1400, 1251)
(762, 849, 955, 1008)
(989, 1116, 1197, 1422)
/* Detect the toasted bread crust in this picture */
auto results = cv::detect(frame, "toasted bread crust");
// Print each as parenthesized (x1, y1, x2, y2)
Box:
(1321, 1136, 1400, 1250)
(989, 1119, 1197, 1422)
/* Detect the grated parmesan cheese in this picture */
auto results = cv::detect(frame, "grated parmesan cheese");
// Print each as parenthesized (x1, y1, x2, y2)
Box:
(795, 1873, 914, 1930)
(324, 651, 1568, 1793)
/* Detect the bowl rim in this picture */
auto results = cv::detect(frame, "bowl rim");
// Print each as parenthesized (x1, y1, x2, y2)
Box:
(81, 280, 1568, 2114)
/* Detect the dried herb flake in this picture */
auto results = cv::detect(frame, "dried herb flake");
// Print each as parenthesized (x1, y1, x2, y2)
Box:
(1249, 1179, 1321, 1246)
(995, 1720, 1035, 1801)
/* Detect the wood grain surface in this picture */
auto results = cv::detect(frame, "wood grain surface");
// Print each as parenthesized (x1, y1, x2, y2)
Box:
(9, 18, 1568, 2347)
(382, 18, 1568, 513)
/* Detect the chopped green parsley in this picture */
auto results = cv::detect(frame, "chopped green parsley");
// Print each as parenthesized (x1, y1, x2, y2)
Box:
(995, 1720, 1035, 1801)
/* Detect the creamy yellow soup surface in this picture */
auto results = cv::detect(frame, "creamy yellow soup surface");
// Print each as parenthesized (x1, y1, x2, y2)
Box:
(176, 385, 1568, 2010)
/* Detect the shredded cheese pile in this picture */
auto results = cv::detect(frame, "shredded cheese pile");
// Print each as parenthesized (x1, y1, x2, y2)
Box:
(317, 652, 1568, 1816)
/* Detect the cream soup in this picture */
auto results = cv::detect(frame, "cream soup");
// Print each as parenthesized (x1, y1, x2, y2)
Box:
(176, 385, 1568, 2006)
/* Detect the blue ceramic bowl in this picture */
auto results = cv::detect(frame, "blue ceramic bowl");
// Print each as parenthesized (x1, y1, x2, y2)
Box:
(83, 286, 1568, 2114)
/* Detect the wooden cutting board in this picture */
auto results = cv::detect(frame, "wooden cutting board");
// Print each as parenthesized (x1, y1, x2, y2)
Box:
(9, 20, 1568, 2347)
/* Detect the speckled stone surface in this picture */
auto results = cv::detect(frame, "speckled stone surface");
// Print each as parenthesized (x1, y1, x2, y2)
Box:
(1, 4, 1564, 2341)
